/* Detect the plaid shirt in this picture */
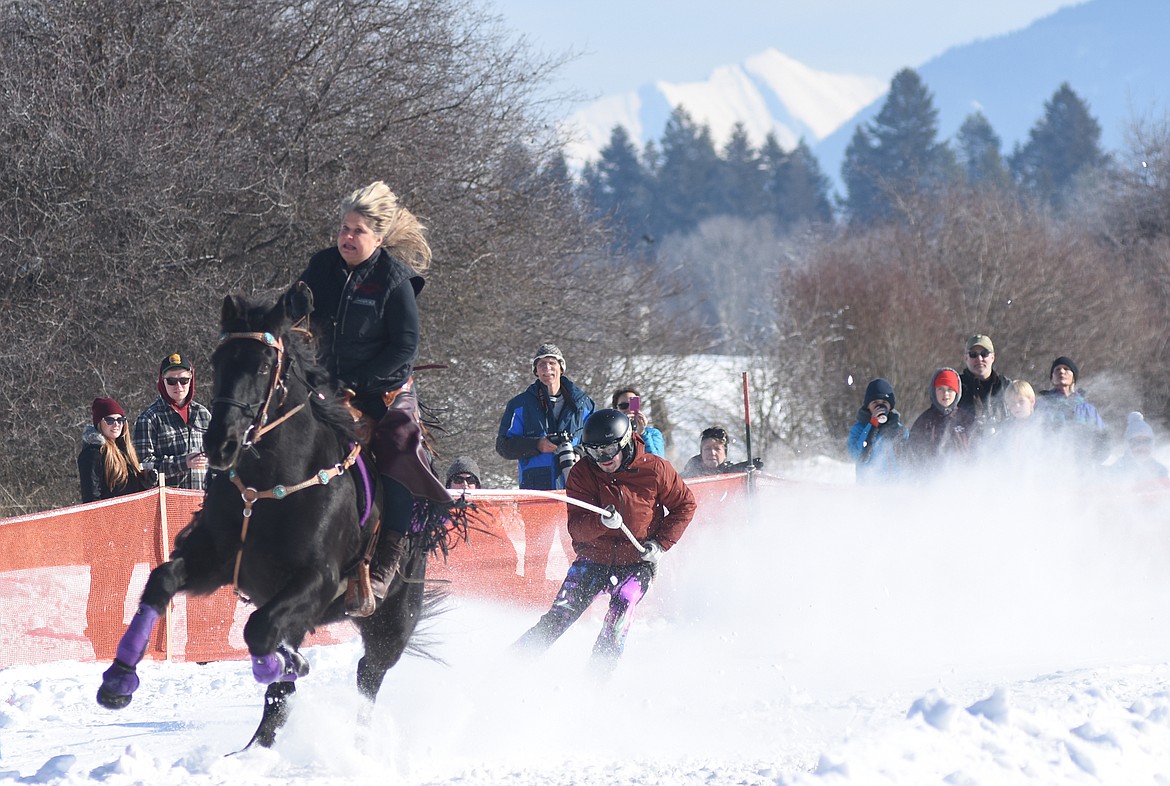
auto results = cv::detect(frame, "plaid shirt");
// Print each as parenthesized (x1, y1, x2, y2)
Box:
(133, 396, 211, 490)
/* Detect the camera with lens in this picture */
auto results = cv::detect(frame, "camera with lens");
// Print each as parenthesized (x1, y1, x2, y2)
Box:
(549, 431, 579, 481)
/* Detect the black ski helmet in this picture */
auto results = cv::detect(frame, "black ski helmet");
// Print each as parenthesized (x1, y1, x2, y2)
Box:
(581, 409, 635, 468)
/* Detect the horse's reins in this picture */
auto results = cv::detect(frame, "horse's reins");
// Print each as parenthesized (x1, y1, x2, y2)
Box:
(216, 329, 361, 600)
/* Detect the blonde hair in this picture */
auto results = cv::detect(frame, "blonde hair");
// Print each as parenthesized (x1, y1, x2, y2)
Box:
(101, 427, 144, 492)
(1006, 379, 1035, 404)
(339, 181, 432, 273)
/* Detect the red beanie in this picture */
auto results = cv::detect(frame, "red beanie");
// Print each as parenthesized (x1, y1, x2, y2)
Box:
(933, 369, 960, 394)
(92, 397, 125, 427)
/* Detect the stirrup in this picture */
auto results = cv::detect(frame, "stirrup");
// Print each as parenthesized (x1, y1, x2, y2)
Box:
(344, 562, 376, 618)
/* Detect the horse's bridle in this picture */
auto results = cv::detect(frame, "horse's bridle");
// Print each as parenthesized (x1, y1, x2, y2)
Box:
(213, 330, 305, 452)
(214, 328, 363, 600)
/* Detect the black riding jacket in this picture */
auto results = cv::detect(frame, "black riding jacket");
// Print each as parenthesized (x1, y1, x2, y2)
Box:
(291, 247, 424, 417)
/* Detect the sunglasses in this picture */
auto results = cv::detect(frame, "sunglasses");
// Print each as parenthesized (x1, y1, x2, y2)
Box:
(616, 402, 630, 410)
(451, 474, 478, 485)
(967, 350, 991, 359)
(583, 443, 623, 462)
(164, 377, 192, 386)
(102, 416, 126, 426)
(701, 428, 729, 444)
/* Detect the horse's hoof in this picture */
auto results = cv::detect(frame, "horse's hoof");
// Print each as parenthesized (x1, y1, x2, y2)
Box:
(96, 685, 133, 710)
(97, 659, 139, 709)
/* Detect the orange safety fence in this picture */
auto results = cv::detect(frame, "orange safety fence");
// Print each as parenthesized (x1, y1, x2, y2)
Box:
(0, 473, 755, 668)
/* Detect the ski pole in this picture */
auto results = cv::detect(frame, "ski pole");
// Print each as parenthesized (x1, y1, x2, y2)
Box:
(468, 488, 646, 552)
(742, 371, 753, 467)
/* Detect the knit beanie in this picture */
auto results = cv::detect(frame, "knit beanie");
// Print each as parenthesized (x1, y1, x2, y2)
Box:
(1050, 356, 1079, 381)
(445, 456, 482, 487)
(932, 368, 960, 394)
(531, 343, 566, 374)
(863, 378, 895, 409)
(91, 397, 125, 427)
(1125, 412, 1154, 443)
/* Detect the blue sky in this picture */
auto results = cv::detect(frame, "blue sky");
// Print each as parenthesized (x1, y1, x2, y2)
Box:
(490, 1, 1085, 100)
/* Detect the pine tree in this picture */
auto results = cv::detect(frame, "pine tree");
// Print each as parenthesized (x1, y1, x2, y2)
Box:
(772, 138, 834, 227)
(716, 123, 765, 218)
(583, 125, 653, 247)
(841, 68, 956, 225)
(1010, 82, 1107, 211)
(652, 106, 720, 238)
(955, 111, 1011, 190)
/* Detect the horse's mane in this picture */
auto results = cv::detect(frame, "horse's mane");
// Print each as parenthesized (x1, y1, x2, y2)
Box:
(220, 295, 357, 441)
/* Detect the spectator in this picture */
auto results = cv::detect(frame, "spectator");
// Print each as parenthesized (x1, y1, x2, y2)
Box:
(1035, 356, 1108, 464)
(134, 353, 211, 490)
(908, 368, 974, 472)
(1004, 379, 1037, 422)
(513, 409, 696, 679)
(80, 397, 158, 661)
(847, 378, 908, 483)
(287, 180, 450, 614)
(986, 380, 1046, 463)
(79, 397, 155, 503)
(1109, 412, 1168, 482)
(957, 334, 1012, 432)
(680, 426, 736, 478)
(445, 456, 482, 490)
(496, 343, 595, 587)
(611, 386, 665, 457)
(496, 344, 595, 489)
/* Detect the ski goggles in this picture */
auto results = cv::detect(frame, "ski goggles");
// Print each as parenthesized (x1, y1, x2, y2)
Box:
(582, 442, 623, 462)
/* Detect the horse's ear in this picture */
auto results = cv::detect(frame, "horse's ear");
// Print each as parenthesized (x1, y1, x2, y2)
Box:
(264, 295, 288, 333)
(221, 295, 242, 328)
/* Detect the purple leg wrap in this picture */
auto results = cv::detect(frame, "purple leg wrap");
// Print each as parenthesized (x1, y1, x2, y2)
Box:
(100, 658, 140, 697)
(252, 653, 285, 684)
(115, 604, 160, 666)
(252, 646, 308, 685)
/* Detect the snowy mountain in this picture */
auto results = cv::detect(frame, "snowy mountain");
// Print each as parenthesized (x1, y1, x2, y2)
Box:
(562, 49, 885, 166)
(814, 0, 1170, 191)
(564, 0, 1170, 196)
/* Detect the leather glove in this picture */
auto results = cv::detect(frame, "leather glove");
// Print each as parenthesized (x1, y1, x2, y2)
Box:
(599, 505, 624, 530)
(140, 468, 159, 488)
(641, 539, 663, 565)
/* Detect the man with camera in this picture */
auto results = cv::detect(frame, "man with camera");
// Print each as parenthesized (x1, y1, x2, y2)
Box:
(496, 343, 596, 585)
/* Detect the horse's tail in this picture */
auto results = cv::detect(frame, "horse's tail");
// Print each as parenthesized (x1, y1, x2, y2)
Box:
(402, 584, 449, 664)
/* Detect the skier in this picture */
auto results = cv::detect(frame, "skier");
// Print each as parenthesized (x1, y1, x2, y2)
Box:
(513, 409, 696, 677)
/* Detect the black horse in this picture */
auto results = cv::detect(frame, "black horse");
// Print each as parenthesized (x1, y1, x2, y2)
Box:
(96, 294, 455, 748)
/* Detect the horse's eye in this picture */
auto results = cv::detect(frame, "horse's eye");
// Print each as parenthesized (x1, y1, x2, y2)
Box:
(258, 362, 271, 375)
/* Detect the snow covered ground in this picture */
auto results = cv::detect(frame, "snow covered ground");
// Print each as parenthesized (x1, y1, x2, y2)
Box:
(5, 468, 1170, 785)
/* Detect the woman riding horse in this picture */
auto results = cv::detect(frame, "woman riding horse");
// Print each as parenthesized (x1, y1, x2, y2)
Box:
(288, 180, 451, 615)
(95, 182, 457, 748)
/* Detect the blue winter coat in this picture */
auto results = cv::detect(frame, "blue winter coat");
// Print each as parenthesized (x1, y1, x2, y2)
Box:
(641, 426, 665, 457)
(496, 378, 595, 490)
(847, 410, 908, 483)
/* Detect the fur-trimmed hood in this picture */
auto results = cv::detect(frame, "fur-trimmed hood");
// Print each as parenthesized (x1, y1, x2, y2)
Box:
(80, 424, 106, 448)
